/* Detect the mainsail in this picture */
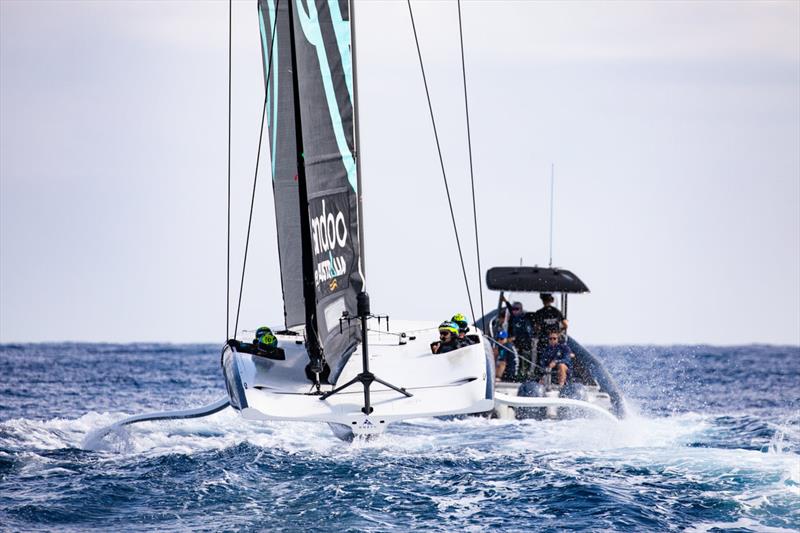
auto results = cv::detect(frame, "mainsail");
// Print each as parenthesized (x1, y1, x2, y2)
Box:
(258, 0, 364, 383)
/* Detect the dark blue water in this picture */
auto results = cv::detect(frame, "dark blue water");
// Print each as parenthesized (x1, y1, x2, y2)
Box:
(1, 344, 798, 532)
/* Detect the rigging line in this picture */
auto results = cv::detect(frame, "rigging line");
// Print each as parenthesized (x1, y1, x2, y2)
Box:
(233, 97, 268, 340)
(549, 163, 554, 268)
(456, 0, 485, 327)
(226, 0, 232, 340)
(233, 0, 280, 340)
(407, 0, 475, 324)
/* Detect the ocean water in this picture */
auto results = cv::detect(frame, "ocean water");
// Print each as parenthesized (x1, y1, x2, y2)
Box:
(1, 343, 798, 532)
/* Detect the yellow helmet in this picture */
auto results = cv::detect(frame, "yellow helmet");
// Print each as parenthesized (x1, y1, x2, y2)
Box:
(451, 313, 469, 332)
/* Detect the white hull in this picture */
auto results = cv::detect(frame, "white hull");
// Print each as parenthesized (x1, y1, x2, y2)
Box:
(223, 320, 495, 438)
(493, 380, 614, 421)
(86, 326, 622, 447)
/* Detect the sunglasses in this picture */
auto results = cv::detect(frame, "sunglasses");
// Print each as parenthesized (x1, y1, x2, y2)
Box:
(548, 336, 559, 341)
(439, 332, 451, 337)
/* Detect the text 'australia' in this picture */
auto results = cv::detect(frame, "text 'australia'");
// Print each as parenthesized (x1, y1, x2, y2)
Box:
(309, 197, 352, 296)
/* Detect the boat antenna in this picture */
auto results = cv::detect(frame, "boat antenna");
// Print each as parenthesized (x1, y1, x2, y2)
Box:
(456, 0, 485, 326)
(548, 163, 554, 268)
(407, 0, 476, 325)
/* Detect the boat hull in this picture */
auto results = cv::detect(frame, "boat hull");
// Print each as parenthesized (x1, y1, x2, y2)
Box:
(491, 337, 625, 420)
(493, 380, 615, 420)
(222, 320, 495, 438)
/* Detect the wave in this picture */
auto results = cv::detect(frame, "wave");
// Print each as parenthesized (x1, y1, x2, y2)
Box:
(2, 409, 798, 532)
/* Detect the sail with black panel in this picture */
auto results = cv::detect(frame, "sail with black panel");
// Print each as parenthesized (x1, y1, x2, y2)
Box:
(257, 0, 364, 384)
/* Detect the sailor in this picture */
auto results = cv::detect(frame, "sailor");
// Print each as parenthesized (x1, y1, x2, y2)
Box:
(451, 313, 477, 345)
(493, 330, 517, 382)
(539, 330, 574, 387)
(253, 327, 284, 359)
(501, 297, 535, 378)
(254, 326, 271, 341)
(532, 293, 568, 365)
(490, 307, 508, 339)
(431, 321, 463, 354)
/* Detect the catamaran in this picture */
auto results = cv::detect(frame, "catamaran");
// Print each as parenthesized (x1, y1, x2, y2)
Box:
(86, 0, 624, 447)
(217, 0, 494, 439)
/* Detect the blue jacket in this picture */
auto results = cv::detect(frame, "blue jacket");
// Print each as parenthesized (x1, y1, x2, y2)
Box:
(540, 342, 572, 367)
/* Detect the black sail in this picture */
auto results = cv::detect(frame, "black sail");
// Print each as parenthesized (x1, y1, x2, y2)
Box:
(259, 0, 364, 383)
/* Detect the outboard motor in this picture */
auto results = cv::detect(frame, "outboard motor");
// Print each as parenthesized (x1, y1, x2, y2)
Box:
(560, 382, 588, 401)
(516, 381, 546, 420)
(558, 382, 588, 419)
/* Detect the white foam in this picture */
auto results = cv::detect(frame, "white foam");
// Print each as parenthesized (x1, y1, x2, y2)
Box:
(685, 517, 797, 533)
(3, 408, 799, 502)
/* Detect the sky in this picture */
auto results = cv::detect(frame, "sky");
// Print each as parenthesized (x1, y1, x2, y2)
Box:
(1, 0, 798, 345)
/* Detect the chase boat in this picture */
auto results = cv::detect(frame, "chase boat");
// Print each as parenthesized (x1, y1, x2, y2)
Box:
(479, 266, 626, 421)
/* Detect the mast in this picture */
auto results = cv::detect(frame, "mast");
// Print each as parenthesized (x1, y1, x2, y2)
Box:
(350, 0, 366, 277)
(286, 0, 322, 363)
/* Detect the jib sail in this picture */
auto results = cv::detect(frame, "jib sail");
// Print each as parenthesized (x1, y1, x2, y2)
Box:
(258, 0, 364, 383)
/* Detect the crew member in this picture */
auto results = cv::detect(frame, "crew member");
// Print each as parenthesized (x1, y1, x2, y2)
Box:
(493, 330, 517, 382)
(255, 326, 276, 350)
(451, 313, 477, 345)
(501, 297, 534, 378)
(228, 326, 286, 360)
(431, 321, 463, 354)
(532, 293, 568, 366)
(539, 330, 573, 387)
(254, 326, 284, 359)
(490, 307, 508, 339)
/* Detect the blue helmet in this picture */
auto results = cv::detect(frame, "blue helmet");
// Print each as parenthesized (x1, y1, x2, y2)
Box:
(438, 321, 459, 336)
(496, 330, 508, 340)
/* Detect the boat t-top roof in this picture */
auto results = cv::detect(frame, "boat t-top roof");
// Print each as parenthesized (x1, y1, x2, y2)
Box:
(486, 267, 590, 294)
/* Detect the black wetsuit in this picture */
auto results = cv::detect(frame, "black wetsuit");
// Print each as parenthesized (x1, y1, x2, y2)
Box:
(437, 338, 464, 354)
(532, 305, 565, 367)
(504, 311, 534, 379)
(459, 334, 478, 345)
(507, 314, 533, 349)
(532, 305, 564, 339)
